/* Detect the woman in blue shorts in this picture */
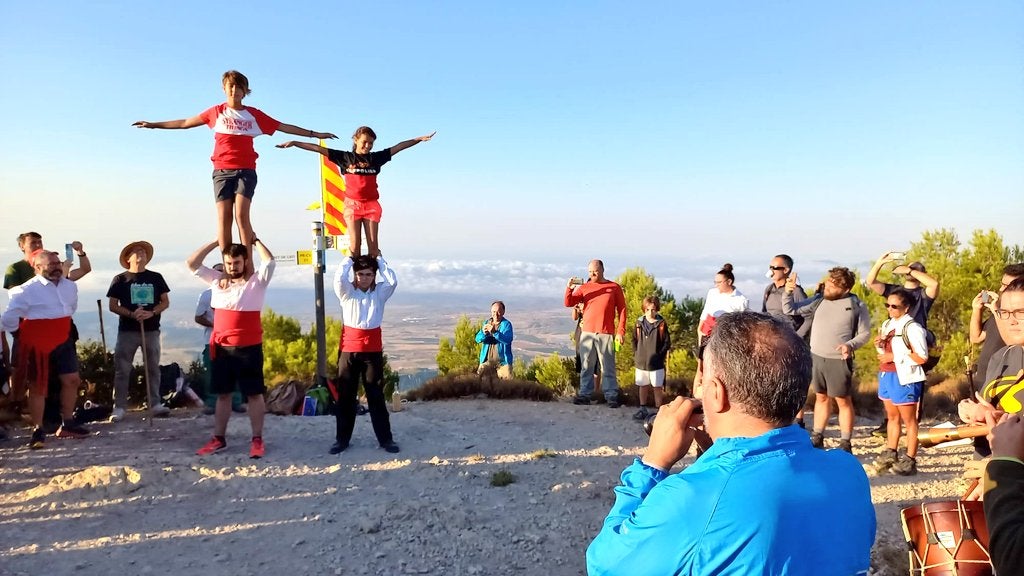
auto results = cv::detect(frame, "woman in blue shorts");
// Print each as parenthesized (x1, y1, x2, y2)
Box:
(873, 288, 929, 476)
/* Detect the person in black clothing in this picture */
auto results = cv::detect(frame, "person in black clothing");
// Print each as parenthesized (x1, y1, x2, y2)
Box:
(632, 296, 671, 421)
(984, 411, 1024, 575)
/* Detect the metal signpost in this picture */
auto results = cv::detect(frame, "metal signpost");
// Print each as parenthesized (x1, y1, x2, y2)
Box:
(311, 222, 329, 387)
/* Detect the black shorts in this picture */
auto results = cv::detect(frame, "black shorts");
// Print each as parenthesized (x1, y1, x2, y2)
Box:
(810, 354, 853, 397)
(212, 169, 257, 202)
(211, 344, 265, 396)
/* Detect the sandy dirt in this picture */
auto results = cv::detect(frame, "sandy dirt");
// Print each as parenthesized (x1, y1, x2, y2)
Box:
(0, 400, 980, 576)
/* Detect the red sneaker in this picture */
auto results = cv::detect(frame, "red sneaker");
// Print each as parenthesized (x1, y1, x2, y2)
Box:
(249, 437, 265, 459)
(196, 437, 227, 456)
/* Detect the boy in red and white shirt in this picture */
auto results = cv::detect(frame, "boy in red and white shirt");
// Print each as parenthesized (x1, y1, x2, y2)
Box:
(134, 70, 336, 256)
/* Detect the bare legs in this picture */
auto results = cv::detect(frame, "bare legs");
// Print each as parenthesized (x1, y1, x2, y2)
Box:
(345, 218, 381, 258)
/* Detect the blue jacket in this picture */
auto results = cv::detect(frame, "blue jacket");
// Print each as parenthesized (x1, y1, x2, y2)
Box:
(475, 318, 513, 365)
(587, 425, 875, 576)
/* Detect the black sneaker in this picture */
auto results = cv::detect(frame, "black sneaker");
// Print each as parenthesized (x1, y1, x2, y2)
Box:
(571, 396, 591, 406)
(838, 439, 853, 454)
(607, 400, 621, 409)
(329, 441, 349, 455)
(28, 428, 45, 450)
(632, 407, 649, 421)
(381, 441, 400, 454)
(56, 422, 91, 439)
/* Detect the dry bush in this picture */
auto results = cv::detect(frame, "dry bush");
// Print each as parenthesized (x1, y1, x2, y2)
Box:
(406, 371, 555, 402)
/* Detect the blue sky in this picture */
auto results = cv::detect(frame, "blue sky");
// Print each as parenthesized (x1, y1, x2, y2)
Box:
(1, 1, 1022, 273)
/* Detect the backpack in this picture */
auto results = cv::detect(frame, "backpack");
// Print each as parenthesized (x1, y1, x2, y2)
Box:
(900, 322, 942, 373)
(762, 284, 807, 336)
(265, 380, 309, 415)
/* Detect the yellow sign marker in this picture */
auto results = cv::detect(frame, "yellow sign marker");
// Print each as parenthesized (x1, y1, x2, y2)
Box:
(296, 250, 313, 266)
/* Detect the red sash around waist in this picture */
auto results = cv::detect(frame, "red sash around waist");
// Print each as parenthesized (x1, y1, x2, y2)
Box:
(211, 310, 263, 358)
(17, 317, 72, 393)
(341, 326, 383, 353)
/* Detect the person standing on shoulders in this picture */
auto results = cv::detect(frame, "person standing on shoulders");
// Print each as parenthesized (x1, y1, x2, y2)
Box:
(475, 301, 514, 379)
(331, 254, 399, 454)
(565, 260, 627, 408)
(107, 241, 171, 422)
(187, 239, 274, 459)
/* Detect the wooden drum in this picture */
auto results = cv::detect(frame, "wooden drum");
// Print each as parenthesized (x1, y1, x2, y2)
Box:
(900, 500, 992, 576)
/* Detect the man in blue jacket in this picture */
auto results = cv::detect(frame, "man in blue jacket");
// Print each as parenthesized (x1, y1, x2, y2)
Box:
(475, 301, 514, 379)
(587, 311, 875, 576)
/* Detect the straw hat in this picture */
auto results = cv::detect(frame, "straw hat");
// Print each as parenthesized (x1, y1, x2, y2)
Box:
(119, 241, 153, 269)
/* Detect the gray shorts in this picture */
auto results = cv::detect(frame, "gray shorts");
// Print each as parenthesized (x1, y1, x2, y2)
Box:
(811, 354, 853, 397)
(212, 169, 257, 202)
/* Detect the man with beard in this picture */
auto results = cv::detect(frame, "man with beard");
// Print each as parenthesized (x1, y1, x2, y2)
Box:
(187, 240, 274, 459)
(1, 250, 90, 448)
(785, 267, 871, 452)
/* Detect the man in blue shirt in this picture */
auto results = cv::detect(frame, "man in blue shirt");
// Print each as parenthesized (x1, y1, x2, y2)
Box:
(587, 311, 875, 576)
(475, 301, 514, 379)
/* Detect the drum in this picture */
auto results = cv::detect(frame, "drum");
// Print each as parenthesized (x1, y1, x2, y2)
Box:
(900, 500, 992, 576)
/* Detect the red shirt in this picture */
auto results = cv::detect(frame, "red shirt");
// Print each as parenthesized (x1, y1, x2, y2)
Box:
(565, 281, 627, 337)
(199, 104, 281, 169)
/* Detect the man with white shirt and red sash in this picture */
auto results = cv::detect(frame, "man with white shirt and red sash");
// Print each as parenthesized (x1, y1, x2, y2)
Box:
(330, 254, 399, 455)
(1, 250, 90, 449)
(187, 239, 274, 459)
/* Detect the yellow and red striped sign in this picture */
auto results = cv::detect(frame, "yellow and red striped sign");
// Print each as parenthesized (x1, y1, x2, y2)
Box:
(320, 139, 346, 237)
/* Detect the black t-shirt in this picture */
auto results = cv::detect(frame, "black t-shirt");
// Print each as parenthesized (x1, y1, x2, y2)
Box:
(883, 284, 934, 329)
(325, 149, 392, 201)
(106, 270, 170, 332)
(982, 345, 1024, 413)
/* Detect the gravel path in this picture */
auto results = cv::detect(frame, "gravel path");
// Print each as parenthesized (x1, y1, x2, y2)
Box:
(0, 400, 978, 575)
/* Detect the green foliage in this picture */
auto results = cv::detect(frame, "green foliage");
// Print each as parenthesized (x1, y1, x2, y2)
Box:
(531, 353, 577, 393)
(490, 469, 517, 487)
(436, 315, 481, 375)
(77, 339, 115, 401)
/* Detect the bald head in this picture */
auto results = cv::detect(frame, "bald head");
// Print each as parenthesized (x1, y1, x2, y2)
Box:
(588, 259, 606, 282)
(32, 250, 63, 282)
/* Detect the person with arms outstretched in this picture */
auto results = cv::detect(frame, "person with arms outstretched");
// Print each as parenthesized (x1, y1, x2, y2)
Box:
(277, 127, 434, 257)
(134, 70, 336, 256)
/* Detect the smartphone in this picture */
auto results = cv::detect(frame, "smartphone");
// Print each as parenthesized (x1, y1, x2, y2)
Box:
(65, 243, 74, 262)
(889, 251, 906, 260)
(569, 276, 584, 286)
(981, 291, 992, 304)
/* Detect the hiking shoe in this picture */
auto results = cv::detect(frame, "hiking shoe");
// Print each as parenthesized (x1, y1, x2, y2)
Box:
(607, 400, 621, 409)
(381, 441, 400, 454)
(109, 408, 125, 422)
(633, 407, 650, 421)
(28, 428, 45, 450)
(196, 437, 227, 456)
(838, 439, 853, 454)
(329, 441, 349, 455)
(249, 437, 265, 459)
(151, 404, 171, 417)
(892, 456, 918, 476)
(871, 419, 888, 438)
(873, 450, 898, 473)
(56, 422, 90, 439)
(202, 405, 216, 415)
(571, 396, 591, 406)
(810, 432, 825, 449)
(231, 404, 247, 414)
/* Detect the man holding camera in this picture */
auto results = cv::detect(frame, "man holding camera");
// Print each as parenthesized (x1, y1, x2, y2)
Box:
(586, 312, 874, 575)
(565, 259, 627, 408)
(475, 301, 514, 379)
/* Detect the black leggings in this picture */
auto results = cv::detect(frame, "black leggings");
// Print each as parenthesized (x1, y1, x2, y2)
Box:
(335, 351, 392, 446)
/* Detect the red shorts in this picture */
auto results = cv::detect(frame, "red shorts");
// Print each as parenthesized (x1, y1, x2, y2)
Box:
(344, 198, 383, 223)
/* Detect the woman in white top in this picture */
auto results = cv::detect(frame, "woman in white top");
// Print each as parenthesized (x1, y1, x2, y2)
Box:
(697, 263, 750, 345)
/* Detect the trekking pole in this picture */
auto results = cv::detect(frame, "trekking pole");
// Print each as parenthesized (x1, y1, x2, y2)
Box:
(139, 320, 153, 428)
(96, 299, 107, 352)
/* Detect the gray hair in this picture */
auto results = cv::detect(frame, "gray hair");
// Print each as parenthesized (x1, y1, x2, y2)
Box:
(704, 311, 811, 425)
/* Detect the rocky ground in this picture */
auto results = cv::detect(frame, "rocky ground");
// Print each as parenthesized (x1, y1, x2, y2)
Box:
(0, 400, 979, 576)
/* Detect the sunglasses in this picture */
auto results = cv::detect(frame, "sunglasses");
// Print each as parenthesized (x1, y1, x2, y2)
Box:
(884, 304, 904, 309)
(768, 266, 787, 271)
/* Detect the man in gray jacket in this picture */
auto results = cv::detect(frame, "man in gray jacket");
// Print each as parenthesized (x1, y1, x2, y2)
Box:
(785, 267, 870, 452)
